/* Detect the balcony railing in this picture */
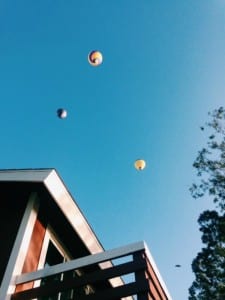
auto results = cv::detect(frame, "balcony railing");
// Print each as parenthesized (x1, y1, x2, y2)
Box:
(11, 241, 171, 300)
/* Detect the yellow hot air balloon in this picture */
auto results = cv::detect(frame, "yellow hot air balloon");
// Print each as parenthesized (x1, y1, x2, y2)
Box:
(88, 50, 103, 66)
(134, 159, 146, 171)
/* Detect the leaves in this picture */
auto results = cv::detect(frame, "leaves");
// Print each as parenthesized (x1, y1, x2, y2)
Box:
(191, 107, 225, 211)
(189, 107, 225, 299)
(189, 211, 225, 299)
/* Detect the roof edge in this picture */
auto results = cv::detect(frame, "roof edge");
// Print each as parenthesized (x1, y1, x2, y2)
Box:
(0, 168, 55, 182)
(43, 169, 105, 255)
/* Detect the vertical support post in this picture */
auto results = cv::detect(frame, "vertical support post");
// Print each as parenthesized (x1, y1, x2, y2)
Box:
(134, 251, 150, 300)
(0, 192, 39, 300)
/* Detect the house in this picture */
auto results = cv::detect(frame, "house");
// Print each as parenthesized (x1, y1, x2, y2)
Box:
(0, 168, 172, 300)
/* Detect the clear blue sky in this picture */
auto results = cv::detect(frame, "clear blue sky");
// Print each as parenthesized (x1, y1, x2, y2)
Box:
(0, 1, 225, 299)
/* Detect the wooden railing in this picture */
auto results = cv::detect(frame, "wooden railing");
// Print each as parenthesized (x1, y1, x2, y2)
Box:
(11, 241, 172, 300)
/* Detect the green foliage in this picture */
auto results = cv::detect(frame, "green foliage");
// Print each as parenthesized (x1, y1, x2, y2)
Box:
(190, 106, 225, 210)
(189, 211, 225, 299)
(189, 107, 225, 299)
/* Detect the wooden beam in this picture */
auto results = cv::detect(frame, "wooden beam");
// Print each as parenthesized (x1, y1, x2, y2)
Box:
(15, 242, 146, 285)
(12, 259, 148, 300)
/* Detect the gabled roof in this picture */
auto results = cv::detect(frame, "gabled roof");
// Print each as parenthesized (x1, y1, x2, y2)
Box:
(0, 168, 104, 255)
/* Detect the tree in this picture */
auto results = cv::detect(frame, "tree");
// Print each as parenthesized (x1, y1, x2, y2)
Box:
(189, 210, 225, 299)
(189, 107, 225, 299)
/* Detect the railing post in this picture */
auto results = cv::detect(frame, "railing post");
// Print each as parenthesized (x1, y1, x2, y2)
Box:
(133, 251, 150, 300)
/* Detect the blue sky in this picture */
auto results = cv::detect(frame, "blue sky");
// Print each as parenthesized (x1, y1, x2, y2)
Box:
(0, 1, 225, 299)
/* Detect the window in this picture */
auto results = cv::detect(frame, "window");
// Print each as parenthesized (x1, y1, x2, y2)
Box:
(36, 226, 93, 300)
(36, 227, 71, 300)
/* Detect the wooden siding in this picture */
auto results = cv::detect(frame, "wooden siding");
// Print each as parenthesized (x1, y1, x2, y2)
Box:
(15, 218, 46, 292)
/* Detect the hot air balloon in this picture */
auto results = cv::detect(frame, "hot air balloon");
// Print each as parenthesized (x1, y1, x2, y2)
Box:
(88, 50, 103, 66)
(134, 159, 146, 171)
(57, 108, 67, 119)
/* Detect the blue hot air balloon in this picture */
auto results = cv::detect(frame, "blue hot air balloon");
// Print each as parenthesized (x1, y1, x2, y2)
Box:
(57, 108, 67, 119)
